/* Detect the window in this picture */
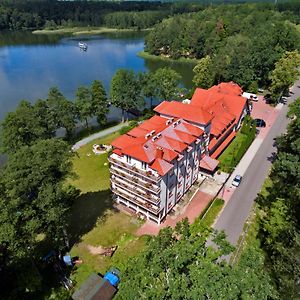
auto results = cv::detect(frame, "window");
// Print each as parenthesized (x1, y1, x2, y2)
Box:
(168, 190, 173, 198)
(126, 156, 132, 164)
(141, 162, 147, 170)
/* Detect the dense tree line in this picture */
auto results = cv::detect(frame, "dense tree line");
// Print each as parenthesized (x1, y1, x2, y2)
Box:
(103, 10, 169, 30)
(1, 81, 108, 154)
(0, 0, 203, 30)
(257, 97, 300, 299)
(146, 4, 300, 91)
(116, 219, 277, 299)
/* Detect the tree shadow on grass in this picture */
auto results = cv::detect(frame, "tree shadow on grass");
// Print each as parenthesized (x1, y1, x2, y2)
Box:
(67, 189, 117, 247)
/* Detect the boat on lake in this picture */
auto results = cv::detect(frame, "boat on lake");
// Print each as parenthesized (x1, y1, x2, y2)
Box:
(78, 42, 88, 50)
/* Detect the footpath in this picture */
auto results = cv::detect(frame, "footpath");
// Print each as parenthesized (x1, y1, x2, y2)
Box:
(71, 122, 126, 150)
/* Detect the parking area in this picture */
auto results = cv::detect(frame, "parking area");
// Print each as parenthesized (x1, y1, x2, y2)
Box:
(251, 95, 275, 120)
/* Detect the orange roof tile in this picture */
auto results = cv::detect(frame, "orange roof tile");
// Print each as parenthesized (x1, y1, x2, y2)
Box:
(154, 101, 213, 125)
(210, 131, 236, 159)
(161, 148, 178, 162)
(200, 155, 219, 172)
(174, 129, 197, 144)
(164, 136, 187, 153)
(127, 127, 148, 138)
(179, 121, 204, 137)
(208, 82, 243, 96)
(150, 158, 174, 176)
(111, 135, 140, 149)
(113, 149, 123, 156)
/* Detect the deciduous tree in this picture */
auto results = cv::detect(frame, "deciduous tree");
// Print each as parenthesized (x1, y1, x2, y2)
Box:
(110, 69, 144, 122)
(193, 55, 214, 88)
(154, 67, 181, 101)
(75, 86, 93, 129)
(269, 51, 300, 101)
(91, 80, 109, 126)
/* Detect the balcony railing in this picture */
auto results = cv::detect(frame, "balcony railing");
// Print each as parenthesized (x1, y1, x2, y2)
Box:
(112, 185, 161, 215)
(110, 166, 161, 194)
(109, 157, 161, 183)
(111, 176, 160, 205)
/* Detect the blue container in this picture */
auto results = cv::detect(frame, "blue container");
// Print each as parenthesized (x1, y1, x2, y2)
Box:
(103, 272, 120, 287)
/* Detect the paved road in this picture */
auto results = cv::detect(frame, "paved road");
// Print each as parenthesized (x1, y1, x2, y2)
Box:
(72, 122, 127, 150)
(213, 79, 300, 249)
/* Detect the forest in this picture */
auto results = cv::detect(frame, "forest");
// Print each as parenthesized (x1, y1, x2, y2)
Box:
(0, 0, 202, 30)
(146, 3, 300, 92)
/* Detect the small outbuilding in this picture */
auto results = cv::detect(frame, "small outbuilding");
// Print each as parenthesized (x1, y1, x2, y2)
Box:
(72, 269, 120, 300)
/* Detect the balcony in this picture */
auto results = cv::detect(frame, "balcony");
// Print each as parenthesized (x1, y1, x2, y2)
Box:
(109, 156, 161, 183)
(110, 166, 161, 194)
(112, 185, 161, 215)
(111, 175, 160, 205)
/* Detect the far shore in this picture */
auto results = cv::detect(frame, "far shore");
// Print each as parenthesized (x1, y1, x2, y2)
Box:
(138, 51, 199, 64)
(32, 27, 150, 36)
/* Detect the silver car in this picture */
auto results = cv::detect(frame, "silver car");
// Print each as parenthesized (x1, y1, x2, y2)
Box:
(232, 175, 242, 187)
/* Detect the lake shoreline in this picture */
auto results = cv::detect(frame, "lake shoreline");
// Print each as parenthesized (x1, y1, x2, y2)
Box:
(32, 27, 150, 36)
(138, 51, 199, 64)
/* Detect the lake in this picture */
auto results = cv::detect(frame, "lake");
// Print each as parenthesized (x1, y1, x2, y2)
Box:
(0, 31, 195, 122)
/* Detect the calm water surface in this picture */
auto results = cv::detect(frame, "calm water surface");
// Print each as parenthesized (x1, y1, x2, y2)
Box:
(0, 31, 195, 121)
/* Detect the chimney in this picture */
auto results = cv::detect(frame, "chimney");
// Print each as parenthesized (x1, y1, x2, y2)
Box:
(156, 147, 163, 159)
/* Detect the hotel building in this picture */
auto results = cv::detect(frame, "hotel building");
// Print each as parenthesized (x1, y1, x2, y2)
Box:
(109, 82, 248, 224)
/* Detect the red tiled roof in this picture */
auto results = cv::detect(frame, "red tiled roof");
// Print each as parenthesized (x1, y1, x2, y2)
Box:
(208, 81, 243, 96)
(174, 129, 197, 144)
(150, 158, 174, 176)
(139, 115, 169, 133)
(178, 121, 204, 137)
(111, 135, 141, 149)
(200, 155, 219, 172)
(161, 148, 178, 162)
(154, 101, 213, 125)
(191, 88, 224, 109)
(113, 149, 123, 156)
(127, 127, 148, 138)
(164, 136, 187, 153)
(210, 131, 236, 159)
(122, 144, 155, 163)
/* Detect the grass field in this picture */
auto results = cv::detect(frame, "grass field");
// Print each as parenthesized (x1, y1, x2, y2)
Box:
(69, 132, 119, 193)
(68, 131, 147, 287)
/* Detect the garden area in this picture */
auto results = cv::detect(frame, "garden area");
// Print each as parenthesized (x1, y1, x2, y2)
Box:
(67, 131, 147, 287)
(218, 116, 256, 173)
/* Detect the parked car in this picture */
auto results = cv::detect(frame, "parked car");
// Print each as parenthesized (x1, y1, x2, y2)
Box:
(242, 92, 258, 101)
(281, 97, 287, 104)
(232, 175, 242, 187)
(255, 118, 266, 127)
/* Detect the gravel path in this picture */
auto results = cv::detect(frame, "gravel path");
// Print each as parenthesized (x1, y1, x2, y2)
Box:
(72, 122, 127, 150)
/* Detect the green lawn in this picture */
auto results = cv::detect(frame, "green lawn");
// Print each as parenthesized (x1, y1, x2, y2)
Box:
(201, 198, 225, 228)
(69, 132, 119, 193)
(218, 132, 249, 173)
(191, 198, 225, 234)
(68, 131, 147, 287)
(218, 117, 256, 173)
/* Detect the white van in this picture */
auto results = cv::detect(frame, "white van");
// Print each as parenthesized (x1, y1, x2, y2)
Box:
(242, 92, 258, 101)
